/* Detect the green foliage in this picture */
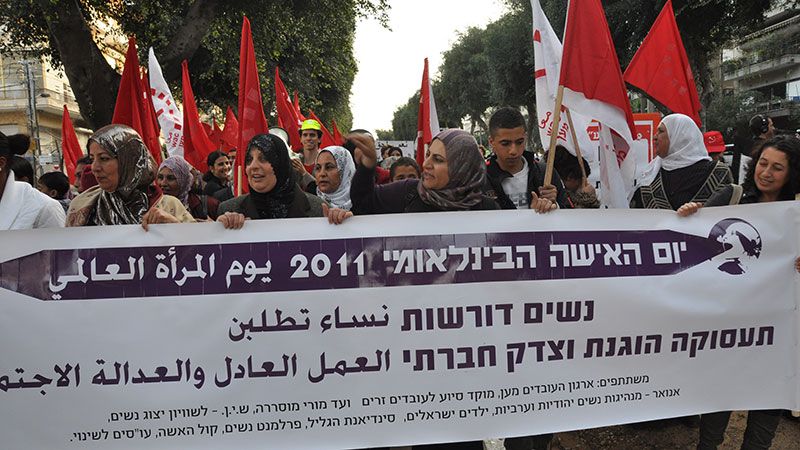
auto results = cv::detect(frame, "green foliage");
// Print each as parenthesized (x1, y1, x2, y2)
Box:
(704, 90, 766, 136)
(392, 0, 776, 136)
(0, 0, 389, 129)
(391, 91, 419, 141)
(375, 129, 393, 140)
(436, 27, 491, 130)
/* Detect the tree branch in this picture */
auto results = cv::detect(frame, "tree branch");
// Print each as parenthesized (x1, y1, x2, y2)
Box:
(157, 0, 223, 82)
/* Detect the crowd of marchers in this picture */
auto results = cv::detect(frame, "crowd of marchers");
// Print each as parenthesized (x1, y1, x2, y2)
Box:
(1, 107, 800, 450)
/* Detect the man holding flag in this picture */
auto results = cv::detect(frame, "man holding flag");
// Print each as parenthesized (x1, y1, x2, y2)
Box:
(484, 107, 568, 211)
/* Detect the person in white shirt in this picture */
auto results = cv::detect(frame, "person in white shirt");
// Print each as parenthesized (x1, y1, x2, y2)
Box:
(0, 132, 65, 230)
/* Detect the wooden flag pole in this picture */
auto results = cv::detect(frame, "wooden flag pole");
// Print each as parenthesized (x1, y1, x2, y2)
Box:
(565, 108, 588, 183)
(236, 165, 243, 196)
(543, 85, 565, 186)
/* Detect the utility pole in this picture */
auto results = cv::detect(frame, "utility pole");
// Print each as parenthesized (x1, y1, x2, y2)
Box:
(20, 60, 42, 178)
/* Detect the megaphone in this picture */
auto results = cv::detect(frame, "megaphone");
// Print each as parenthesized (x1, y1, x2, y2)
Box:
(269, 126, 299, 159)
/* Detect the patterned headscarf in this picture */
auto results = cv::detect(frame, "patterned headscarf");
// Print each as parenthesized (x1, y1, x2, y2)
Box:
(158, 155, 193, 205)
(417, 129, 485, 210)
(246, 134, 296, 219)
(315, 146, 355, 211)
(90, 124, 156, 225)
(640, 114, 711, 186)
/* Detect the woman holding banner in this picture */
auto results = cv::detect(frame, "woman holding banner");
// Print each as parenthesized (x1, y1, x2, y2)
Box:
(158, 155, 220, 221)
(632, 113, 732, 210)
(216, 133, 324, 229)
(678, 135, 800, 450)
(349, 129, 504, 217)
(314, 145, 356, 211)
(66, 125, 195, 229)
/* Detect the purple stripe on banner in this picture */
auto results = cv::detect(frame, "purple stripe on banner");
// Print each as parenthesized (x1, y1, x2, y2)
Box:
(0, 229, 724, 301)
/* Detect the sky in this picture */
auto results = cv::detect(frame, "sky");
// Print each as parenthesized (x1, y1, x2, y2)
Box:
(350, 0, 508, 134)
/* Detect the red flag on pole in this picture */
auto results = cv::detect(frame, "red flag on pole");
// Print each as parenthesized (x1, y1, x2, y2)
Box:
(220, 106, 239, 152)
(181, 60, 217, 172)
(415, 58, 440, 167)
(112, 37, 162, 164)
(332, 120, 343, 146)
(275, 67, 303, 151)
(555, 0, 637, 208)
(236, 16, 269, 194)
(61, 105, 83, 182)
(623, 0, 702, 126)
(308, 110, 336, 149)
(559, 0, 635, 141)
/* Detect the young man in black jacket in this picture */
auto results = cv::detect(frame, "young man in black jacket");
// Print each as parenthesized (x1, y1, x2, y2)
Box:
(485, 107, 570, 210)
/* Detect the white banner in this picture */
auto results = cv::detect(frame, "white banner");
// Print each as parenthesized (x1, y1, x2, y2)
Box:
(1, 205, 799, 449)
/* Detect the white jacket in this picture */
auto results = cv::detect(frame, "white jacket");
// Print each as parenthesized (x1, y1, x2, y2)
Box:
(0, 171, 65, 230)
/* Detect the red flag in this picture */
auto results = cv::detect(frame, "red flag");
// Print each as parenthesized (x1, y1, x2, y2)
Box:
(308, 110, 336, 149)
(61, 105, 83, 182)
(112, 37, 162, 164)
(220, 106, 239, 152)
(275, 67, 303, 151)
(558, 0, 636, 208)
(236, 16, 269, 194)
(623, 0, 701, 126)
(559, 0, 635, 141)
(181, 60, 217, 172)
(201, 122, 212, 139)
(332, 120, 343, 146)
(209, 118, 224, 148)
(415, 58, 440, 167)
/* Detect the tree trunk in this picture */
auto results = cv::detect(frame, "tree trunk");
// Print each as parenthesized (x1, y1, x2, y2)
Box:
(158, 0, 223, 83)
(37, 0, 120, 128)
(37, 0, 222, 128)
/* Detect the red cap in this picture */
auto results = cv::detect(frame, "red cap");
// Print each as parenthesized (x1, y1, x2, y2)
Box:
(703, 131, 726, 154)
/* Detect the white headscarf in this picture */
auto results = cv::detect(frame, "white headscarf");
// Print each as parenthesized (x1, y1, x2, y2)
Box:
(315, 146, 355, 211)
(640, 114, 710, 186)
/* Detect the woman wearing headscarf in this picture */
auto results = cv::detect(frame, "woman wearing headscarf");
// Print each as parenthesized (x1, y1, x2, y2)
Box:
(202, 150, 233, 202)
(678, 136, 800, 449)
(158, 155, 220, 221)
(66, 125, 194, 228)
(217, 134, 324, 228)
(315, 145, 356, 211)
(350, 129, 507, 216)
(631, 113, 733, 210)
(0, 132, 65, 230)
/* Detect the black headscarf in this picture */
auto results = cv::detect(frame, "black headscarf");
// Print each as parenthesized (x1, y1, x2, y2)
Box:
(246, 134, 297, 219)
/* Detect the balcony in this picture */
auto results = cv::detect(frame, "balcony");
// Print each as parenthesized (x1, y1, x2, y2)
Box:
(753, 97, 799, 116)
(723, 54, 800, 82)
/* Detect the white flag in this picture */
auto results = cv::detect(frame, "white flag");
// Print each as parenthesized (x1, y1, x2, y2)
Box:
(597, 125, 637, 208)
(531, 0, 594, 160)
(148, 48, 184, 157)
